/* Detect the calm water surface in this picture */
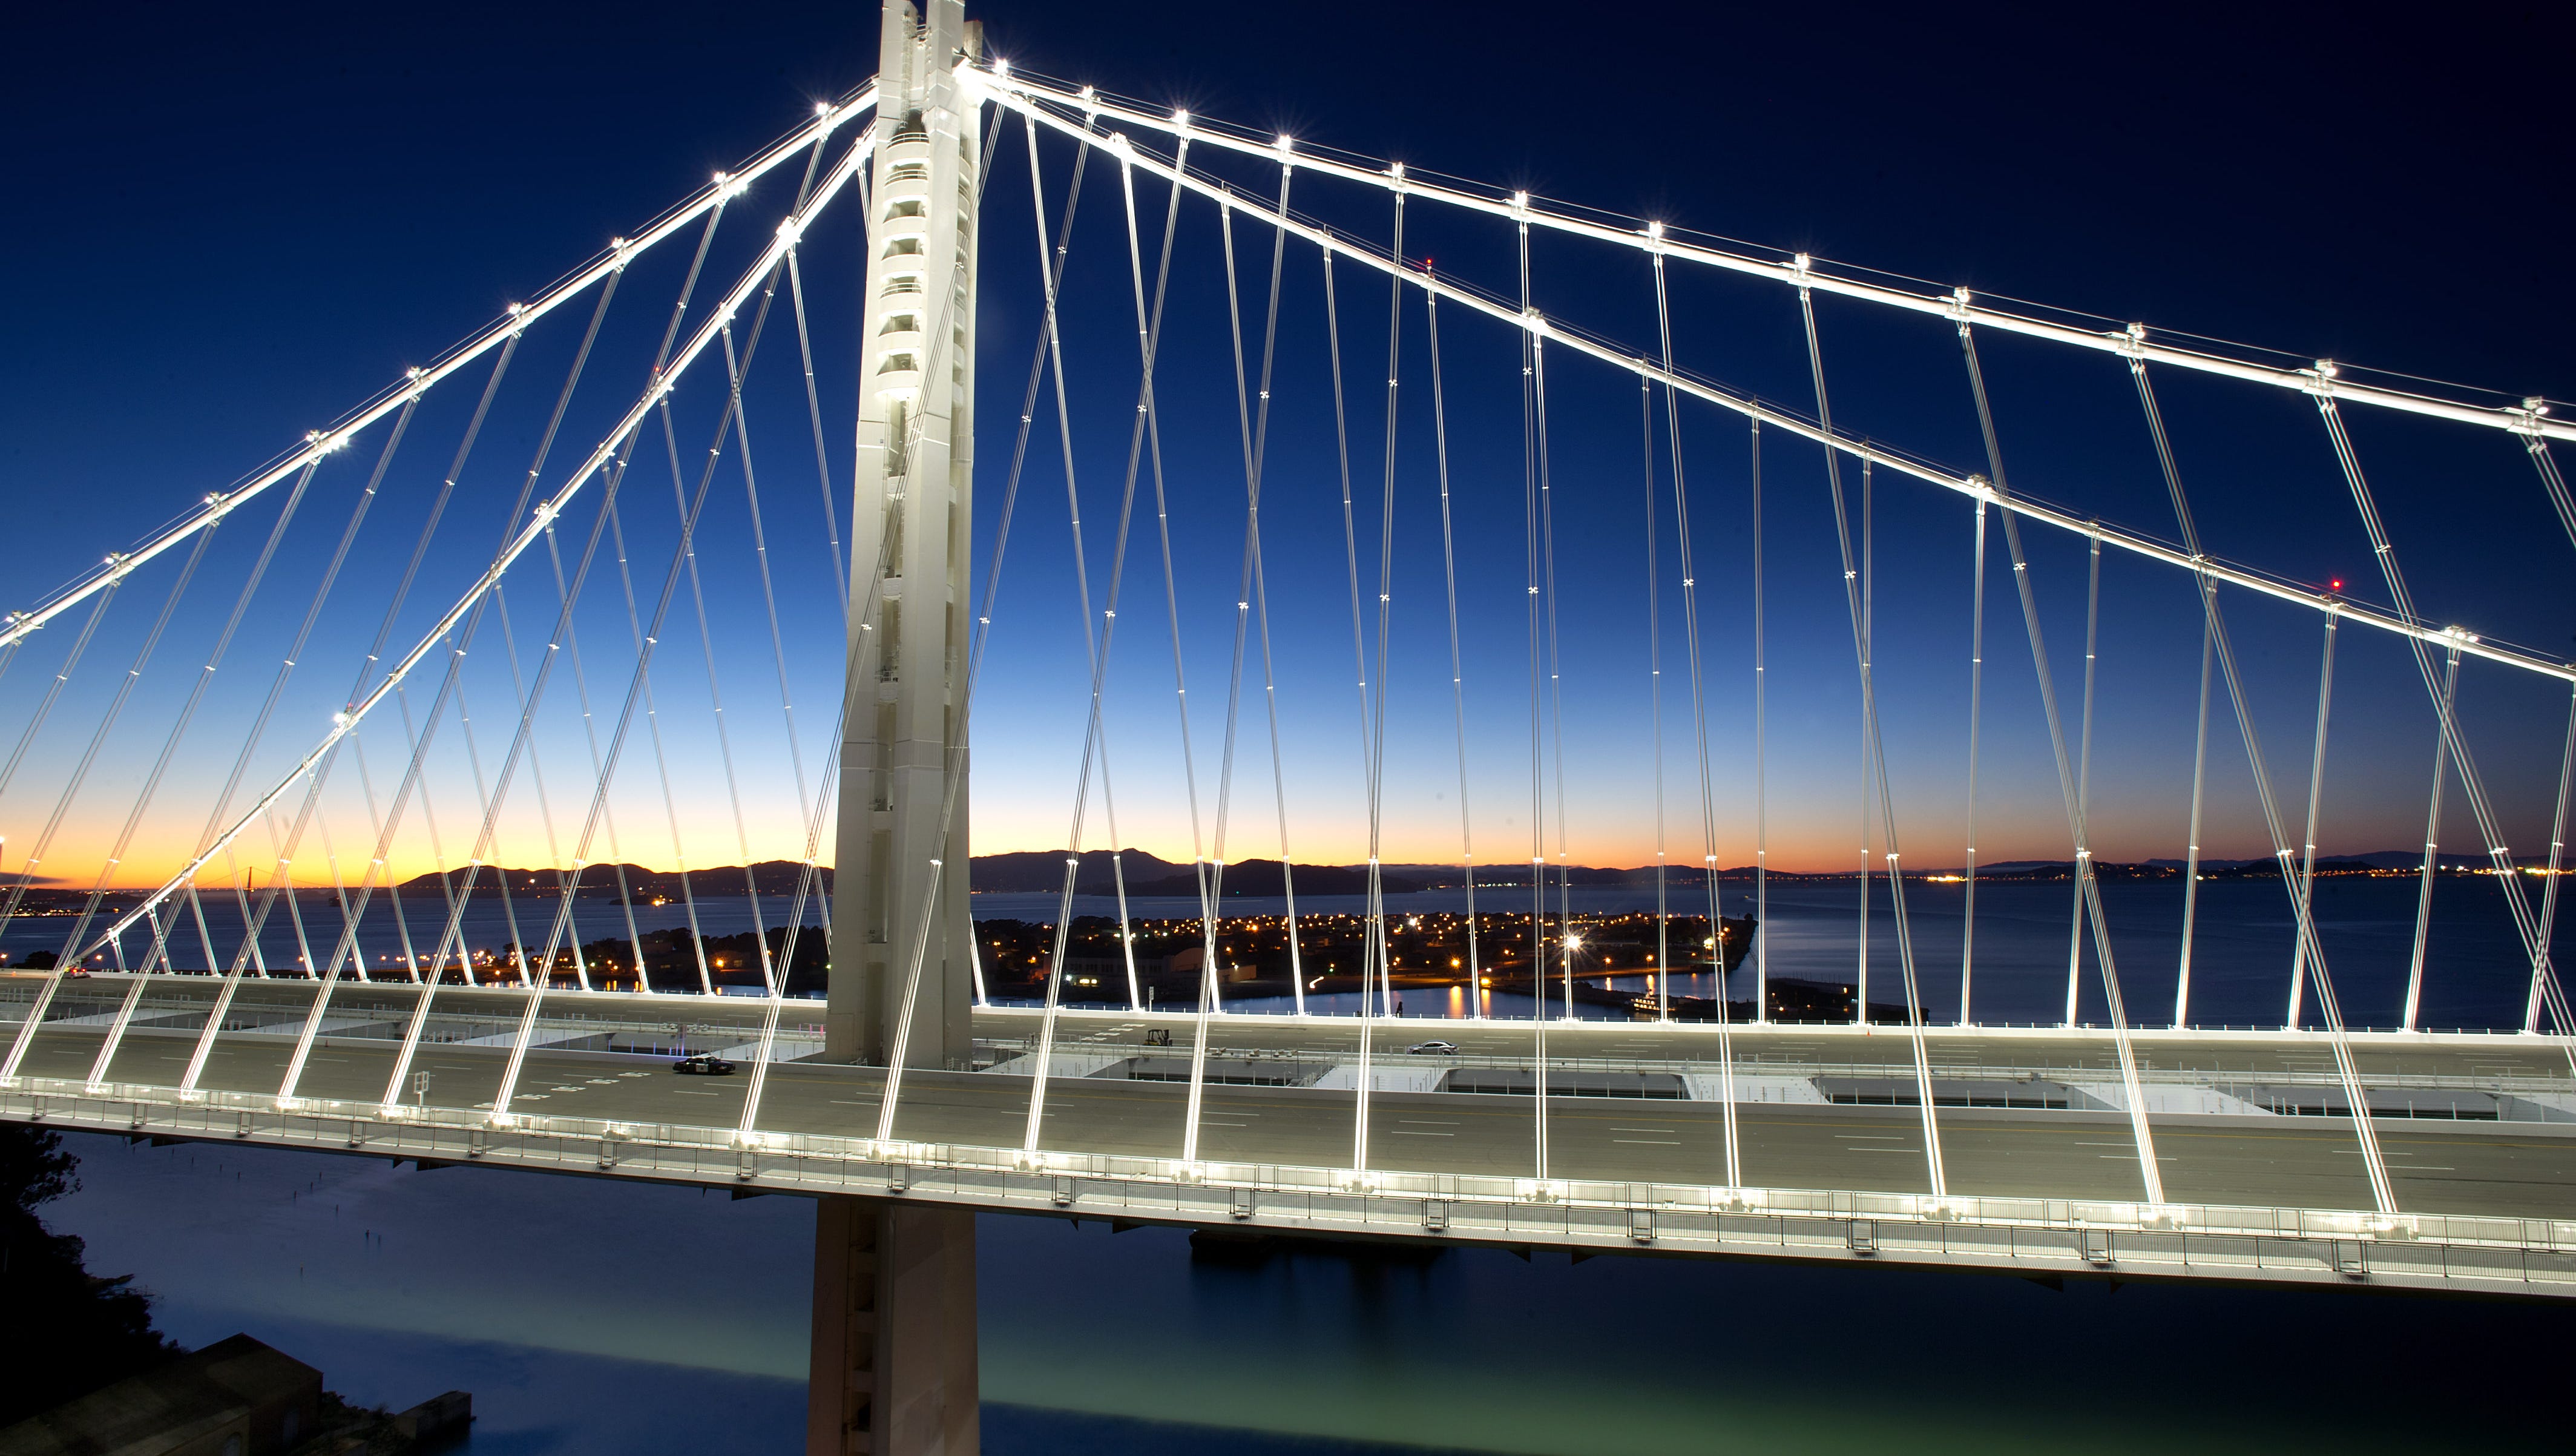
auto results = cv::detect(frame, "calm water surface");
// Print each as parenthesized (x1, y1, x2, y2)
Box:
(42, 1130, 2575, 1454)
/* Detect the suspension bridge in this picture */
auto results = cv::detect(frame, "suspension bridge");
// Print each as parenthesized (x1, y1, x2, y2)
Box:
(5, 2, 2575, 1450)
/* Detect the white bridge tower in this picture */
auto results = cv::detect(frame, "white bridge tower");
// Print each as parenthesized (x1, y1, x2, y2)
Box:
(812, 4, 984, 1454)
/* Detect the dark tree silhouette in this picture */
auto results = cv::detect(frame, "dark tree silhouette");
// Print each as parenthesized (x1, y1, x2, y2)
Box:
(0, 1127, 180, 1426)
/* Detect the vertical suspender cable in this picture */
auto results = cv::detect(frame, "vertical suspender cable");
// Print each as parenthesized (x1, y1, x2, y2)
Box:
(1961, 493, 1986, 1024)
(1321, 244, 1374, 1016)
(0, 527, 218, 1074)
(1370, 179, 1406, 1026)
(2132, 349, 2239, 1032)
(2175, 604, 2215, 1027)
(1010, 120, 1122, 1158)
(1352, 174, 1407, 1173)
(1427, 287, 1481, 1016)
(182, 338, 522, 1090)
(1642, 372, 1668, 1019)
(1652, 242, 1740, 1186)
(2525, 683, 2576, 1032)
(1109, 138, 1193, 1010)
(1752, 418, 1768, 1019)
(1515, 200, 1548, 1179)
(324, 263, 626, 1018)
(2063, 532, 2101, 1027)
(1535, 324, 1574, 1023)
(0, 541, 206, 940)
(1961, 321, 2169, 1205)
(59, 436, 379, 970)
(2131, 353, 2394, 1196)
(1865, 456, 1885, 1020)
(1221, 158, 1306, 1011)
(1803, 282, 1941, 1194)
(2402, 645, 2462, 1030)
(2285, 611, 2340, 1029)
(0, 587, 120, 808)
(2316, 388, 2569, 1044)
(871, 114, 1062, 1145)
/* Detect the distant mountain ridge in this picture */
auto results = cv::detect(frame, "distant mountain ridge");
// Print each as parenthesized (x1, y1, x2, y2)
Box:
(352, 848, 2457, 904)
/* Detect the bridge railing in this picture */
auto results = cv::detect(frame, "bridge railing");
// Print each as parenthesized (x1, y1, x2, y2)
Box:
(10, 1067, 2573, 1267)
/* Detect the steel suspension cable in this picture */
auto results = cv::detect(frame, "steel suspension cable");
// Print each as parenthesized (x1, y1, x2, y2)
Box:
(488, 250, 810, 1118)
(1238, 159, 1307, 1008)
(1317, 236, 1386, 1145)
(990, 112, 2576, 687)
(1751, 418, 1767, 1019)
(0, 527, 218, 1077)
(875, 110, 1092, 1150)
(2063, 533, 2101, 1027)
(1516, 201, 1548, 1179)
(1018, 120, 1126, 1161)
(2531, 683, 2576, 1033)
(1802, 288, 1943, 1195)
(1857, 461, 1874, 1022)
(994, 72, 2569, 447)
(2173, 607, 2215, 1027)
(1961, 489, 1987, 1024)
(165, 149, 866, 1102)
(2127, 360, 2408, 1190)
(2285, 612, 2340, 1030)
(175, 342, 517, 1090)
(0, 587, 119, 810)
(0, 523, 220, 943)
(59, 435, 372, 970)
(2315, 393, 2570, 1041)
(1640, 372, 1667, 1020)
(2402, 645, 2462, 1031)
(1959, 325, 2167, 1207)
(323, 264, 629, 1002)
(0, 91, 880, 659)
(1532, 266, 1574, 1026)
(1651, 243, 1740, 1187)
(1102, 137, 1194, 1010)
(1353, 178, 1407, 1173)
(1426, 286, 1480, 1016)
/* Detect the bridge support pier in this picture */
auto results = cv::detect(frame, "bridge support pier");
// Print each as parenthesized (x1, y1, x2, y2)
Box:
(809, 1196, 978, 1456)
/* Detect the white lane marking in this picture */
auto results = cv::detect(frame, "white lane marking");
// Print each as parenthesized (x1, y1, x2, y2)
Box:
(1389, 1130, 1454, 1136)
(672, 1089, 721, 1097)
(1835, 1134, 1907, 1140)
(1614, 1138, 1680, 1145)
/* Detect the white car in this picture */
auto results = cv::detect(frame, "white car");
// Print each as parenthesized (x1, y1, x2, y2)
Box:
(1405, 1040, 1460, 1056)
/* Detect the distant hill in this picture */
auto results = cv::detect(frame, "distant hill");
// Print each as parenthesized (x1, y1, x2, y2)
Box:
(966, 849, 1185, 894)
(366, 846, 2460, 906)
(1122, 858, 1418, 897)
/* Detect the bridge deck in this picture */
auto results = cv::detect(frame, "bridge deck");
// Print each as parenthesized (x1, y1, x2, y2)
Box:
(7, 974, 2575, 1297)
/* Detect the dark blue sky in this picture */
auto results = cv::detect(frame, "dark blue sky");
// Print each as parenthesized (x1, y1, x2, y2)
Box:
(5, 0, 2572, 884)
